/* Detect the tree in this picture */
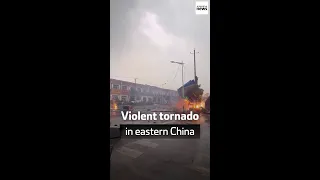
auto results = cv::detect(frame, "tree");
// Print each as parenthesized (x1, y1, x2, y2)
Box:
(129, 87, 137, 101)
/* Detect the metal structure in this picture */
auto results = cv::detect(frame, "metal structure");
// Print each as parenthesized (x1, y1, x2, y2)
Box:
(170, 61, 185, 99)
(190, 48, 199, 85)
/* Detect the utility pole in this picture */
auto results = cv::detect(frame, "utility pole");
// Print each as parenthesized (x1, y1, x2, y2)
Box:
(181, 61, 184, 99)
(181, 62, 185, 113)
(190, 48, 199, 85)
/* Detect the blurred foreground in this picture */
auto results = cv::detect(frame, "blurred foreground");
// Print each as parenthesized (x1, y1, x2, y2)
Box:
(110, 113, 210, 180)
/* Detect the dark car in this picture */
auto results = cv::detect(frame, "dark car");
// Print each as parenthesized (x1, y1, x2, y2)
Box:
(119, 105, 133, 111)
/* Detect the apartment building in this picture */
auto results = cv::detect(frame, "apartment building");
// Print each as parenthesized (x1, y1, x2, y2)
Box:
(110, 78, 178, 104)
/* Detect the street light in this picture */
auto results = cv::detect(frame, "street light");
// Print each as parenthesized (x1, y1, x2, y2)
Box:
(170, 61, 185, 98)
(170, 61, 185, 112)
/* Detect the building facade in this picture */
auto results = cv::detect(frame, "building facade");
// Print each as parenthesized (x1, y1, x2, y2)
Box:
(110, 79, 179, 104)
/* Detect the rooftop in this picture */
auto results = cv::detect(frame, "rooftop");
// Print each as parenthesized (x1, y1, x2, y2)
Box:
(110, 78, 177, 92)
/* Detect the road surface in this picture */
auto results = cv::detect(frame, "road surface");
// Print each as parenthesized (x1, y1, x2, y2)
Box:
(110, 112, 210, 180)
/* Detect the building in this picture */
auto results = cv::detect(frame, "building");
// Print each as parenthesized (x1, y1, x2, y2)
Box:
(110, 78, 179, 104)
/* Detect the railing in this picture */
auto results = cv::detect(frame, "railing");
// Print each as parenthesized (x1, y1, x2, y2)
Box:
(110, 89, 129, 94)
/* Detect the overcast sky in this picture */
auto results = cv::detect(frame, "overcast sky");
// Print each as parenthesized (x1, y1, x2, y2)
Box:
(110, 0, 210, 94)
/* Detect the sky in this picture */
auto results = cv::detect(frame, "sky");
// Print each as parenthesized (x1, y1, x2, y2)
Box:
(110, 0, 210, 94)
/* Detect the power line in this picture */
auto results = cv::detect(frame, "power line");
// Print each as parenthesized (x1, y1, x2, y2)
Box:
(166, 65, 180, 86)
(165, 67, 175, 82)
(172, 65, 180, 81)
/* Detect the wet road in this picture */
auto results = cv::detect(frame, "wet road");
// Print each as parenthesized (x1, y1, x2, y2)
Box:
(110, 114, 210, 180)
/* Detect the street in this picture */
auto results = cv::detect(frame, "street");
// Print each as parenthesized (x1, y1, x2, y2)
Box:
(110, 111, 210, 180)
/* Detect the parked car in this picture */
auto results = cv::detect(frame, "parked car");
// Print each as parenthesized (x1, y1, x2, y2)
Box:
(119, 105, 133, 111)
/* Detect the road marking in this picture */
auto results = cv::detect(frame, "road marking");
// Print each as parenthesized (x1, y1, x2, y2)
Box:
(133, 139, 159, 148)
(116, 146, 143, 158)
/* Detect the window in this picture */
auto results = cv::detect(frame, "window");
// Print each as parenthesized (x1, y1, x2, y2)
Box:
(112, 95, 119, 100)
(113, 84, 120, 89)
(143, 97, 147, 102)
(121, 96, 127, 101)
(122, 85, 127, 90)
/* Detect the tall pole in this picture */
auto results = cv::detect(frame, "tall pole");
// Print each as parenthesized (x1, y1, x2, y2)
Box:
(182, 61, 184, 99)
(190, 48, 199, 85)
(193, 49, 196, 83)
(181, 62, 185, 113)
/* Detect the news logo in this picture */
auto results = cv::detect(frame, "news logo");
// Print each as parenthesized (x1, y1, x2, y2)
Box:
(195, 1, 209, 15)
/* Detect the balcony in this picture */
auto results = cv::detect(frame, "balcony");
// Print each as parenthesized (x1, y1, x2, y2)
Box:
(110, 88, 129, 95)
